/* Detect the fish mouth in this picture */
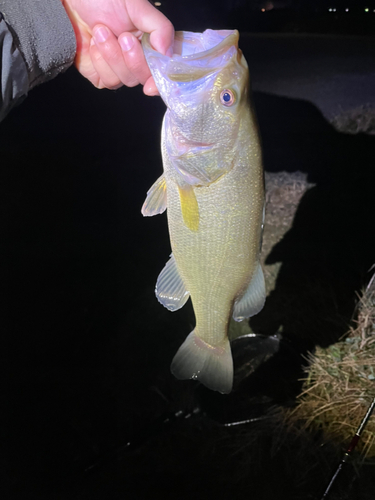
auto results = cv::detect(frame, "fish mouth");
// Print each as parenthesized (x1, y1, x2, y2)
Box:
(171, 30, 239, 61)
(142, 29, 240, 83)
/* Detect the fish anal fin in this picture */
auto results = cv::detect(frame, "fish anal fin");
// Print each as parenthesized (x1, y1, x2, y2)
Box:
(171, 331, 233, 394)
(156, 254, 190, 311)
(141, 174, 167, 217)
(178, 185, 199, 232)
(233, 262, 266, 322)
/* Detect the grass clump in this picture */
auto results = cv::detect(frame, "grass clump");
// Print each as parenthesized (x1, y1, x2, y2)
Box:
(286, 271, 375, 459)
(331, 105, 375, 135)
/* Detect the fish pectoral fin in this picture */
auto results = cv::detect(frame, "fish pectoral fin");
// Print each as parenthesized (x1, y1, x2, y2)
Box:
(178, 185, 199, 232)
(233, 262, 266, 322)
(141, 174, 167, 216)
(156, 254, 190, 311)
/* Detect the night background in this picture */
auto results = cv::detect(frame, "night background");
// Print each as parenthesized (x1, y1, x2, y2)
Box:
(3, 1, 375, 499)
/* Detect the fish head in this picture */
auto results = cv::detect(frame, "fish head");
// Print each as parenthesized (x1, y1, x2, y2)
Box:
(143, 30, 251, 186)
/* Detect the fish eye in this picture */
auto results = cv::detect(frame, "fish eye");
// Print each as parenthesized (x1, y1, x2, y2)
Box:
(220, 89, 236, 107)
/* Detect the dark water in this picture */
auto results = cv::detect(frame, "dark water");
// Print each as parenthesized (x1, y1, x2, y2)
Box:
(3, 36, 375, 499)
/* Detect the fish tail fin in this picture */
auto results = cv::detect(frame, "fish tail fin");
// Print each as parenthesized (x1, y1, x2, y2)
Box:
(171, 331, 233, 394)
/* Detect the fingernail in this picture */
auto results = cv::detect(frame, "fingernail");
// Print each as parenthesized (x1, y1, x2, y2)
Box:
(119, 35, 134, 52)
(166, 45, 174, 57)
(94, 26, 109, 44)
(144, 84, 159, 96)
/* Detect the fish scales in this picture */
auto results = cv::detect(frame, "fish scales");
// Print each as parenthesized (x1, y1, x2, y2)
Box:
(142, 30, 266, 393)
(165, 125, 263, 344)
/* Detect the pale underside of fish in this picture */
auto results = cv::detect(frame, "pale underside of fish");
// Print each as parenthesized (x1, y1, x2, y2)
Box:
(141, 29, 266, 394)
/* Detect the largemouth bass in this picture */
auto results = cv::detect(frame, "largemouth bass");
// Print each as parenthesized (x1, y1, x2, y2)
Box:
(142, 29, 265, 394)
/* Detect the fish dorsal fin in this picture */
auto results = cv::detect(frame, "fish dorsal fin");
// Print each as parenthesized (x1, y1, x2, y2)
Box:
(178, 185, 199, 231)
(156, 254, 190, 311)
(141, 174, 167, 216)
(233, 262, 266, 321)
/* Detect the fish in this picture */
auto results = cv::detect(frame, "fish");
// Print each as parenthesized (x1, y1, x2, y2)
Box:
(141, 29, 265, 394)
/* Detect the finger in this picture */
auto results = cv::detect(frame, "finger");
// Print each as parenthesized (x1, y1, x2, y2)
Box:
(143, 76, 159, 97)
(125, 0, 174, 55)
(76, 51, 101, 88)
(72, 25, 101, 88)
(89, 37, 122, 89)
(118, 32, 153, 86)
(92, 25, 140, 88)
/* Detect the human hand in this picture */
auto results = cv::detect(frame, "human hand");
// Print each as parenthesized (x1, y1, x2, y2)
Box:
(61, 0, 174, 94)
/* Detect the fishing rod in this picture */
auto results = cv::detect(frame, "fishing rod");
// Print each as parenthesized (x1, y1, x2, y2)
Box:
(320, 394, 375, 499)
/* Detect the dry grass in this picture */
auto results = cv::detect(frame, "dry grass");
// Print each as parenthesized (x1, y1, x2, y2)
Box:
(262, 171, 315, 293)
(284, 271, 375, 459)
(331, 105, 375, 135)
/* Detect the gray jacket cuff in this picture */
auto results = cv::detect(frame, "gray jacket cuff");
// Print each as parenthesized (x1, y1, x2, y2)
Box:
(0, 0, 76, 89)
(0, 15, 29, 122)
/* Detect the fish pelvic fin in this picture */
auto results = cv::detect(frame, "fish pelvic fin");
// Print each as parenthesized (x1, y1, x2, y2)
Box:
(171, 331, 233, 394)
(178, 185, 199, 232)
(156, 254, 190, 311)
(233, 262, 266, 322)
(141, 174, 167, 216)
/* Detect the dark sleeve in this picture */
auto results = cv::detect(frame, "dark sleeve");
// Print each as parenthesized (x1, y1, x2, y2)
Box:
(0, 0, 76, 122)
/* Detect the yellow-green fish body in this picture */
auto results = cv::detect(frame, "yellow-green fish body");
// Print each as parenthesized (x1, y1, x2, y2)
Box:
(142, 30, 265, 393)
